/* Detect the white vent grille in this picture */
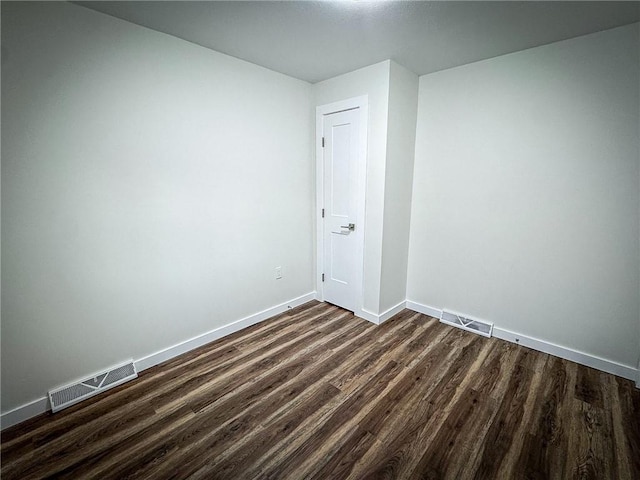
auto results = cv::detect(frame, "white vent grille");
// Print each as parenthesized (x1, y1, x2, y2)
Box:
(440, 309, 493, 338)
(48, 360, 137, 413)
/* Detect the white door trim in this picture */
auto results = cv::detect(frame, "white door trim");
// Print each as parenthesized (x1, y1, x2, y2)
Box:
(316, 95, 368, 320)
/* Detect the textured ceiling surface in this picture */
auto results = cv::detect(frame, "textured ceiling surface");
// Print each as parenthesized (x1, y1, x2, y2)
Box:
(76, 1, 640, 83)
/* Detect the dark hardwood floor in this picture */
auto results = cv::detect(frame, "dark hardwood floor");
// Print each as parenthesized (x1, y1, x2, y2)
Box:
(2, 301, 639, 479)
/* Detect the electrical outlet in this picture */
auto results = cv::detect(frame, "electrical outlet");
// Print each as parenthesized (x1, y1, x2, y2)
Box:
(275, 266, 282, 279)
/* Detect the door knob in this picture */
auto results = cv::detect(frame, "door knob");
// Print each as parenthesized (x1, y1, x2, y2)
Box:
(340, 223, 355, 231)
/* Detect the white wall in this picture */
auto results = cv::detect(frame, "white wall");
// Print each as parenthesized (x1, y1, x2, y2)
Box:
(1, 2, 313, 413)
(313, 61, 391, 314)
(379, 61, 419, 313)
(408, 24, 640, 369)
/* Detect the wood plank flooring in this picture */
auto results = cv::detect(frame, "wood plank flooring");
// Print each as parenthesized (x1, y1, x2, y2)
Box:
(2, 301, 639, 479)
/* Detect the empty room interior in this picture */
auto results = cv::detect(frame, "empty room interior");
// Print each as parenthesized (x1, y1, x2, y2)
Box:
(1, 1, 639, 478)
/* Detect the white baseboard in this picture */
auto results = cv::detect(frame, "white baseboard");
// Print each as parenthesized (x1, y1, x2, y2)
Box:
(0, 291, 317, 431)
(4, 294, 636, 430)
(405, 300, 442, 320)
(0, 397, 50, 431)
(377, 301, 407, 324)
(356, 308, 380, 324)
(357, 300, 406, 325)
(492, 327, 637, 381)
(405, 301, 638, 383)
(134, 291, 316, 372)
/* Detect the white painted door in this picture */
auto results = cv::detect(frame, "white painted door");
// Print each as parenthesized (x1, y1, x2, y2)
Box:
(322, 108, 360, 311)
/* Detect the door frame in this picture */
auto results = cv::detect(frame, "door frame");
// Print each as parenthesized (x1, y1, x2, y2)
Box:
(315, 95, 368, 319)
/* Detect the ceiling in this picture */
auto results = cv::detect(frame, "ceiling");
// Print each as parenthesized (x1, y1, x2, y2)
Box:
(76, 1, 640, 83)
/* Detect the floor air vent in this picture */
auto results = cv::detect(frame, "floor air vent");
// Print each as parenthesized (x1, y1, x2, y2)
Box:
(440, 309, 493, 338)
(48, 360, 137, 413)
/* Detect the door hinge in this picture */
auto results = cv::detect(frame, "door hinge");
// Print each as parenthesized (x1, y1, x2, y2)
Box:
(322, 137, 325, 148)
(322, 273, 325, 282)
(321, 208, 325, 218)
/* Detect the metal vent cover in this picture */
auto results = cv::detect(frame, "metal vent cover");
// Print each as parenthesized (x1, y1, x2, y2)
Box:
(48, 360, 138, 413)
(440, 309, 493, 338)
